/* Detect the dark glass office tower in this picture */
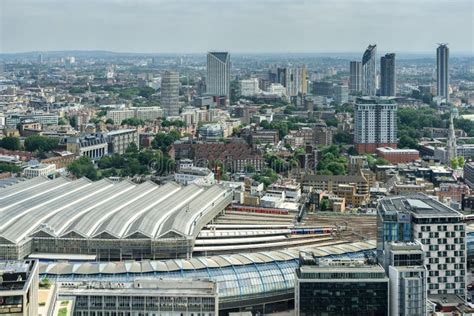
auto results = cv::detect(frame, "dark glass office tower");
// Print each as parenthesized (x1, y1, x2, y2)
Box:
(380, 53, 396, 96)
(436, 44, 449, 102)
(295, 255, 389, 316)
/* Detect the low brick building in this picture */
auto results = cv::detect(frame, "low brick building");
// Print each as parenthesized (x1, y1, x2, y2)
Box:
(376, 147, 420, 164)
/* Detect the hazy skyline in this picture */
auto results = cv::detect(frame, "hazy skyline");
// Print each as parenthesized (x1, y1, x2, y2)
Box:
(1, 0, 473, 54)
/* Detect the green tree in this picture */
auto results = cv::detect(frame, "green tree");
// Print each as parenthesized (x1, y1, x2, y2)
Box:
(126, 142, 139, 154)
(398, 134, 418, 149)
(24, 135, 58, 152)
(451, 158, 458, 169)
(244, 164, 256, 173)
(121, 118, 145, 126)
(69, 116, 78, 128)
(0, 136, 21, 151)
(58, 118, 68, 125)
(138, 86, 155, 98)
(0, 163, 21, 173)
(68, 157, 100, 180)
(333, 131, 352, 144)
(105, 118, 114, 125)
(458, 156, 465, 168)
(320, 199, 329, 212)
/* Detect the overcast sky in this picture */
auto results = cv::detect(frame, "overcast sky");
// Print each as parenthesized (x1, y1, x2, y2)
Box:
(1, 0, 473, 54)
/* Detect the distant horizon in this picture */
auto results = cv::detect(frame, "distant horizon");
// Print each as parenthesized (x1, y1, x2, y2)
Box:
(1, 49, 473, 58)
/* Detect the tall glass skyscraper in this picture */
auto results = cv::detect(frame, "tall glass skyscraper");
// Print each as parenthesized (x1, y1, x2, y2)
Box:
(380, 53, 396, 96)
(437, 44, 449, 102)
(362, 44, 377, 96)
(206, 52, 231, 102)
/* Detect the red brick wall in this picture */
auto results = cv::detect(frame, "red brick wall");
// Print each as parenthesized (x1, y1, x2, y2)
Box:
(355, 143, 397, 154)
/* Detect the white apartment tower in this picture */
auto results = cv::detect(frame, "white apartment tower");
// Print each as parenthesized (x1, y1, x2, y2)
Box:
(354, 96, 397, 153)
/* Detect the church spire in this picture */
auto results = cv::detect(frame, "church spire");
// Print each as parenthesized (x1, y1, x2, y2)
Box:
(447, 111, 457, 165)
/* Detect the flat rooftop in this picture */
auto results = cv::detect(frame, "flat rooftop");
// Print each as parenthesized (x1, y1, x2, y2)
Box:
(379, 194, 462, 218)
(59, 278, 217, 297)
(376, 147, 419, 154)
(0, 260, 37, 291)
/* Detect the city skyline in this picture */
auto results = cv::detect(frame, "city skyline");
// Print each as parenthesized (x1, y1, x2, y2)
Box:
(1, 0, 473, 54)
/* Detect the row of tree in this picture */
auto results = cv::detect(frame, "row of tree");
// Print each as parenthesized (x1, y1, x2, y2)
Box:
(0, 135, 58, 153)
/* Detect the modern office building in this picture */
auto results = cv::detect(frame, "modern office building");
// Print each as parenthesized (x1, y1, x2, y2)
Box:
(385, 242, 427, 316)
(354, 96, 397, 153)
(312, 81, 334, 97)
(380, 53, 396, 96)
(6, 113, 59, 128)
(436, 44, 449, 102)
(362, 44, 377, 96)
(277, 67, 287, 86)
(377, 194, 466, 298)
(161, 70, 180, 117)
(349, 61, 362, 93)
(206, 52, 230, 101)
(59, 279, 218, 316)
(198, 124, 223, 141)
(0, 260, 39, 316)
(295, 255, 389, 316)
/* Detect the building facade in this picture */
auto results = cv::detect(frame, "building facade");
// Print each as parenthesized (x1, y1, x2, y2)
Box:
(385, 242, 427, 316)
(349, 61, 362, 93)
(133, 106, 164, 121)
(295, 255, 389, 316)
(60, 279, 218, 316)
(106, 109, 134, 125)
(0, 260, 39, 316)
(437, 44, 449, 102)
(362, 44, 377, 96)
(161, 71, 180, 117)
(206, 52, 230, 101)
(376, 147, 419, 164)
(333, 84, 349, 104)
(377, 194, 466, 298)
(380, 53, 396, 97)
(23, 163, 56, 178)
(66, 134, 109, 160)
(354, 97, 397, 153)
(240, 78, 260, 96)
(106, 129, 139, 155)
